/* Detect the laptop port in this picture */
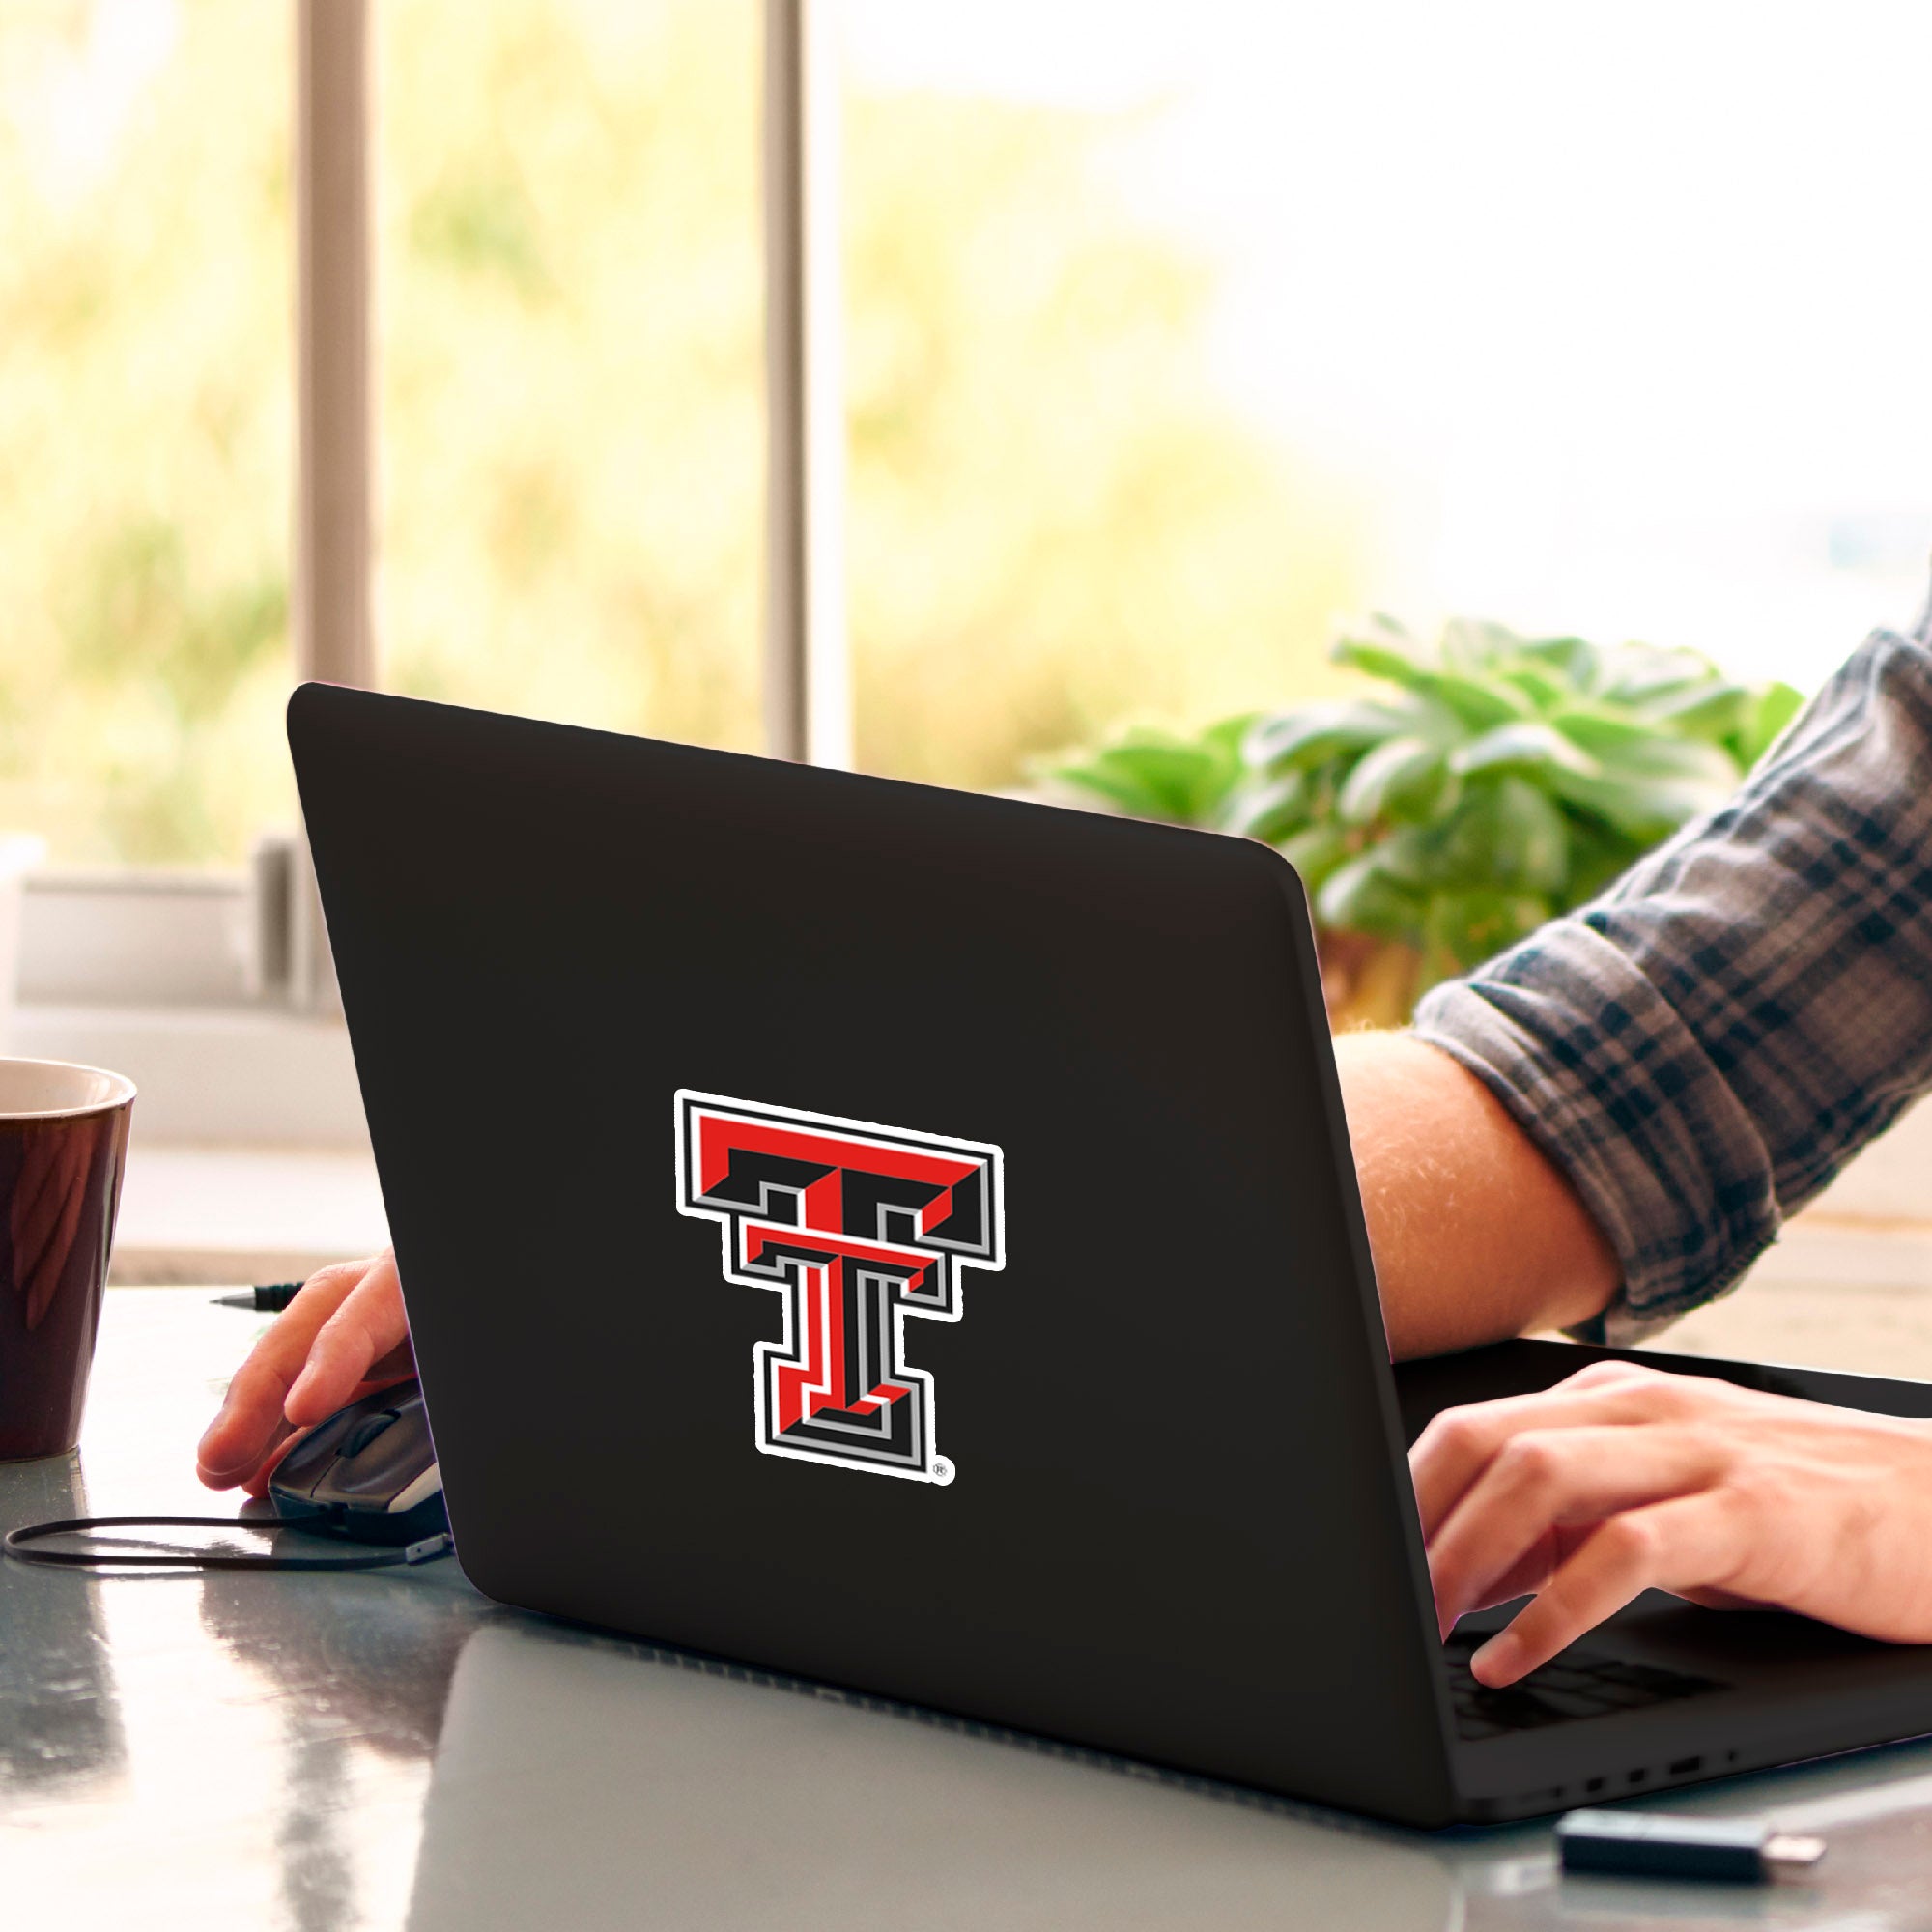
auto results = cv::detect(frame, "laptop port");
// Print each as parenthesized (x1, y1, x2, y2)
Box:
(1669, 1755, 1703, 1775)
(1584, 1777, 1606, 1795)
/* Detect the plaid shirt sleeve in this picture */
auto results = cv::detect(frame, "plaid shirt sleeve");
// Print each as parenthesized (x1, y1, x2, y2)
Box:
(1411, 579, 1932, 1344)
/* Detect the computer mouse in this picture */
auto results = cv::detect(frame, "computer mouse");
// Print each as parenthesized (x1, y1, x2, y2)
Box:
(266, 1378, 448, 1547)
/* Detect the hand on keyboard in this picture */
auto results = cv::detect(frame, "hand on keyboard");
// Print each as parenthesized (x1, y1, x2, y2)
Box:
(1412, 1357, 1932, 1686)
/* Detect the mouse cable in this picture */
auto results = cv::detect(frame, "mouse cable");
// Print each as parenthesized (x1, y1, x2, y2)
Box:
(3, 1515, 453, 1573)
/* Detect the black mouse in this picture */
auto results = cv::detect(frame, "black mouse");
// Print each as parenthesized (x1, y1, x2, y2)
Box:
(267, 1378, 448, 1546)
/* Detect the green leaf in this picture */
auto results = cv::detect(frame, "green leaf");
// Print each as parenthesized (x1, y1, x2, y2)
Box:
(1598, 644, 1719, 706)
(1244, 697, 1418, 772)
(1359, 611, 1422, 648)
(1316, 853, 1425, 943)
(1486, 778, 1570, 893)
(1586, 730, 1741, 788)
(1516, 634, 1600, 690)
(1421, 885, 1552, 976)
(1050, 713, 1265, 826)
(1335, 735, 1454, 825)
(1428, 779, 1569, 894)
(1048, 762, 1148, 816)
(1562, 817, 1648, 904)
(1496, 664, 1571, 711)
(1050, 740, 1218, 824)
(1326, 612, 1427, 677)
(1219, 770, 1310, 842)
(1273, 821, 1352, 891)
(1547, 705, 1671, 758)
(1412, 669, 1530, 731)
(1329, 635, 1434, 688)
(1185, 711, 1261, 816)
(1548, 711, 1741, 803)
(1440, 616, 1524, 670)
(1730, 681, 1805, 768)
(1449, 720, 1602, 782)
(1370, 823, 1435, 885)
(1192, 710, 1262, 773)
(1331, 635, 1528, 732)
(1550, 769, 1726, 838)
(1639, 681, 1751, 741)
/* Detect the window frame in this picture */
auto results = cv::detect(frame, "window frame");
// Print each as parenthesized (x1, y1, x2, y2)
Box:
(24, 0, 848, 1039)
(21, 4, 1932, 1239)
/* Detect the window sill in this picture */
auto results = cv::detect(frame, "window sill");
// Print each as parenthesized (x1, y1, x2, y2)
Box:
(16, 1002, 369, 1149)
(22, 1000, 384, 1282)
(111, 1142, 386, 1287)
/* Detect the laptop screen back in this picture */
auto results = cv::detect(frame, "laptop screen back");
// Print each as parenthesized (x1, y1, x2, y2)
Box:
(290, 683, 1455, 1825)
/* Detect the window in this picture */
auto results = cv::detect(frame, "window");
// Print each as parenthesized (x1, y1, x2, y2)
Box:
(841, 0, 1932, 776)
(0, 0, 294, 867)
(19, 3, 1932, 875)
(842, 5, 1364, 791)
(14, 1, 1932, 1204)
(376, 1, 764, 753)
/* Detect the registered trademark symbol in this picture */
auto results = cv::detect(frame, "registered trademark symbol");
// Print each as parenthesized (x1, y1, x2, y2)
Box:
(932, 1458, 954, 1485)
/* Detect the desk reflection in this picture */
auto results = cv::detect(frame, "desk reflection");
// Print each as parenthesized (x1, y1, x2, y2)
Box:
(0, 1451, 127, 1798)
(195, 1562, 476, 1932)
(405, 1618, 1932, 1932)
(405, 1624, 1457, 1932)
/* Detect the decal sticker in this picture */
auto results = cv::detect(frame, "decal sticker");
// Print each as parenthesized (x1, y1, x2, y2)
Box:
(675, 1090, 1005, 1485)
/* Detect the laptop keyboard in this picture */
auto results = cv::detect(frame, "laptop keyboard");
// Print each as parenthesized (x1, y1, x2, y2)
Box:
(1446, 1637, 1722, 1741)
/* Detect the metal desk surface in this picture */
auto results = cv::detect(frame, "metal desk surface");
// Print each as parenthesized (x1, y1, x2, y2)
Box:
(7, 1290, 1932, 1929)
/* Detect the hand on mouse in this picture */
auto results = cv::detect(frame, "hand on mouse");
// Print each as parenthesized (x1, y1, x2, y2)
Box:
(196, 1248, 413, 1496)
(1411, 1358, 1932, 1686)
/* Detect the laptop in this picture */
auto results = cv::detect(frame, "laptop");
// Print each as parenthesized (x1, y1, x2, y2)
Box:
(290, 681, 1932, 1828)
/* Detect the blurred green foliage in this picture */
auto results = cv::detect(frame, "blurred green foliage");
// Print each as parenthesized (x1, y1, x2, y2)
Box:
(2, 0, 1365, 865)
(376, 2, 767, 759)
(0, 0, 294, 863)
(1050, 615, 1804, 1023)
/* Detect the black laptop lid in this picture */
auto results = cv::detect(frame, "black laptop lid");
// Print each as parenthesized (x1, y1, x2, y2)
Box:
(291, 684, 1456, 1825)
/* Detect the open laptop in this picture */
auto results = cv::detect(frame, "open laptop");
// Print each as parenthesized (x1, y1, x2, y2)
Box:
(290, 682, 1932, 1829)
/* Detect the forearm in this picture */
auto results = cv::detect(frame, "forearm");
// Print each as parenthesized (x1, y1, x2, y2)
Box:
(1409, 617, 1932, 1342)
(1335, 1031, 1619, 1359)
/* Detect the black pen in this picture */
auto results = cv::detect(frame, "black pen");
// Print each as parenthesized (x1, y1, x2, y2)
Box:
(213, 1283, 305, 1313)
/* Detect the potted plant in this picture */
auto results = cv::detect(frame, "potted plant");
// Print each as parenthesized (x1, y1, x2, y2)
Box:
(1044, 617, 1802, 1029)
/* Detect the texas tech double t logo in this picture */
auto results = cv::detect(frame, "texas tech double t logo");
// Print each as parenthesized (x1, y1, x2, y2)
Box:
(675, 1092, 1005, 1484)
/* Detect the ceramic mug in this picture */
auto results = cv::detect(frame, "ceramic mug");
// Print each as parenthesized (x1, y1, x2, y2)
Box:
(0, 1060, 135, 1461)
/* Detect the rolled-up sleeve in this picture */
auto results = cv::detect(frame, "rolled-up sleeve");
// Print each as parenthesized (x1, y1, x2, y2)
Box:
(1412, 605, 1932, 1344)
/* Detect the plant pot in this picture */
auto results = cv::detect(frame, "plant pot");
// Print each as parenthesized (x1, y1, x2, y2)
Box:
(1318, 929, 1420, 1032)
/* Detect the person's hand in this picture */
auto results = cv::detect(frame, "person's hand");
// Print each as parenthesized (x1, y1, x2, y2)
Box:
(196, 1249, 412, 1497)
(1412, 1358, 1932, 1687)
